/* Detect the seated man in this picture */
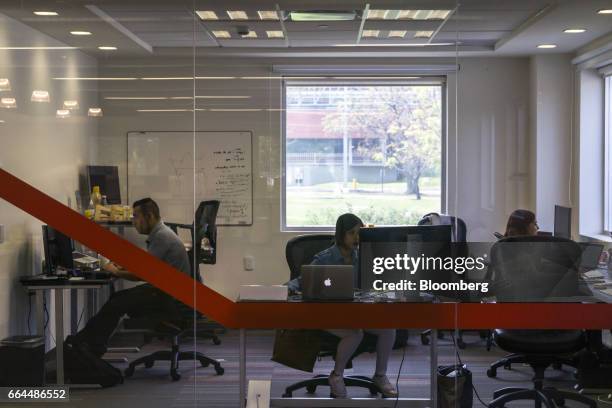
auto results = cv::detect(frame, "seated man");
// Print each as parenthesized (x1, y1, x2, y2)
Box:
(70, 197, 191, 357)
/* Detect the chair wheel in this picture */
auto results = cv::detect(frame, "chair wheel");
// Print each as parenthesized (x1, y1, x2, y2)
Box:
(457, 339, 466, 349)
(421, 334, 430, 345)
(124, 366, 134, 377)
(306, 384, 316, 393)
(171, 370, 181, 381)
(212, 337, 221, 345)
(214, 365, 224, 375)
(486, 368, 497, 378)
(144, 361, 154, 369)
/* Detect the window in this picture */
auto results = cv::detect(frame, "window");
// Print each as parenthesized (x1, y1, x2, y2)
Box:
(605, 74, 612, 233)
(282, 80, 445, 229)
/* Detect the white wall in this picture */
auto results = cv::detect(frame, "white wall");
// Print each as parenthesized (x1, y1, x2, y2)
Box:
(0, 14, 98, 339)
(95, 56, 532, 300)
(530, 54, 574, 233)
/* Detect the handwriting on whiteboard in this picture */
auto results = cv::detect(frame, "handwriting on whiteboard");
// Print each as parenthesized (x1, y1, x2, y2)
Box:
(213, 148, 251, 223)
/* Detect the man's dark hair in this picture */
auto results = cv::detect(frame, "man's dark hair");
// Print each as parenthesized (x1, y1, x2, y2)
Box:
(133, 197, 160, 220)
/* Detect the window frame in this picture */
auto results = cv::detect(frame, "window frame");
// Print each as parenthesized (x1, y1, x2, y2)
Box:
(604, 74, 612, 234)
(280, 77, 447, 232)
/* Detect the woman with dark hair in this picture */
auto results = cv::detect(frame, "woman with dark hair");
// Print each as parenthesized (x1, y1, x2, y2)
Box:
(504, 209, 539, 237)
(286, 213, 398, 398)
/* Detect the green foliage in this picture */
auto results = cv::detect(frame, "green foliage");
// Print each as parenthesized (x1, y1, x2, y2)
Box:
(322, 86, 442, 198)
(303, 203, 423, 226)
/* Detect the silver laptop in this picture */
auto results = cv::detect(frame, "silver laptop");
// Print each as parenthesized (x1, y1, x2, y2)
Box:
(301, 265, 354, 301)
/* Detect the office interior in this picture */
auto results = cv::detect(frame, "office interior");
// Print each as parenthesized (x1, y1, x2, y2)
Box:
(0, 0, 612, 407)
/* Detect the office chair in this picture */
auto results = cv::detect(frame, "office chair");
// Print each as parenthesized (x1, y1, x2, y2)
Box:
(486, 236, 595, 408)
(281, 234, 387, 398)
(417, 214, 487, 349)
(124, 201, 224, 381)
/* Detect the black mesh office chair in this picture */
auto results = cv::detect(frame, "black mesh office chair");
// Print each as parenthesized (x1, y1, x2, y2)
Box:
(281, 234, 386, 398)
(124, 201, 224, 381)
(417, 214, 487, 348)
(486, 236, 595, 408)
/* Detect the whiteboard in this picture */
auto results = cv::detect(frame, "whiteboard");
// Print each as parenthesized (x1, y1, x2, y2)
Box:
(127, 131, 252, 226)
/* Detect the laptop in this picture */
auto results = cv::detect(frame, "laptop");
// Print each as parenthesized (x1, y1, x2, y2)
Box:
(301, 265, 354, 301)
(578, 243, 604, 272)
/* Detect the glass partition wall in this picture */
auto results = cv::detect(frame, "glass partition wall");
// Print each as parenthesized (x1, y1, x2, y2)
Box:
(1, 0, 611, 407)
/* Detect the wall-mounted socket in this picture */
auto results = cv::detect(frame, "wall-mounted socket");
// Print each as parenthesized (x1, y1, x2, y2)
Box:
(243, 255, 255, 271)
(0, 224, 4, 244)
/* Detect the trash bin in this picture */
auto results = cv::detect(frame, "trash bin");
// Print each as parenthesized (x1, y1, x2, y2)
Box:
(0, 335, 45, 386)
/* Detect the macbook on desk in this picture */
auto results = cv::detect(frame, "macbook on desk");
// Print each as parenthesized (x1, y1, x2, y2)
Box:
(301, 265, 354, 301)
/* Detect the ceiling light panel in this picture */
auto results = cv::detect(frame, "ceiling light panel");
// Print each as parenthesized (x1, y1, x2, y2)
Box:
(31, 90, 50, 102)
(70, 31, 91, 36)
(396, 10, 451, 20)
(537, 44, 557, 49)
(266, 30, 284, 38)
(88, 108, 103, 117)
(56, 109, 70, 118)
(597, 9, 612, 14)
(414, 31, 434, 38)
(33, 11, 58, 16)
(98, 46, 117, 50)
(63, 100, 79, 109)
(227, 10, 248, 20)
(1, 98, 16, 108)
(367, 9, 389, 19)
(242, 31, 258, 38)
(212, 30, 231, 38)
(362, 30, 380, 38)
(0, 78, 10, 91)
(563, 28, 586, 33)
(258, 10, 279, 20)
(388, 30, 407, 38)
(195, 10, 218, 20)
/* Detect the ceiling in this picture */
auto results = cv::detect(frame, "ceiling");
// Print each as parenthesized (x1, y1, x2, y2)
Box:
(0, 0, 611, 58)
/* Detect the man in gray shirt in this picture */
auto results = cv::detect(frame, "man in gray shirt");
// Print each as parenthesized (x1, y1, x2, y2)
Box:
(71, 198, 192, 357)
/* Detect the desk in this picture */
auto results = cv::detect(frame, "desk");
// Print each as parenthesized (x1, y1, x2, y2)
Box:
(238, 293, 440, 408)
(20, 276, 113, 385)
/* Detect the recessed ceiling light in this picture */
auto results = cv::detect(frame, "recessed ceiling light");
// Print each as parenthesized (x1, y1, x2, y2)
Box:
(241, 31, 258, 38)
(98, 46, 117, 50)
(0, 97, 16, 108)
(33, 11, 58, 16)
(63, 100, 79, 109)
(266, 30, 284, 38)
(0, 120, 4, 123)
(56, 109, 70, 118)
(195, 10, 218, 20)
(0, 78, 10, 91)
(70, 31, 92, 36)
(258, 10, 279, 20)
(227, 10, 248, 20)
(88, 107, 103, 117)
(362, 30, 380, 38)
(597, 9, 612, 14)
(31, 90, 50, 102)
(388, 30, 407, 38)
(563, 28, 586, 33)
(397, 10, 451, 20)
(367, 9, 389, 19)
(289, 11, 356, 21)
(212, 30, 231, 39)
(415, 31, 434, 38)
(537, 44, 557, 49)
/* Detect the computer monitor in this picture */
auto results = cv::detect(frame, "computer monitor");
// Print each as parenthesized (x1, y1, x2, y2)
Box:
(578, 243, 604, 271)
(359, 225, 452, 290)
(42, 225, 74, 274)
(87, 165, 121, 205)
(554, 205, 572, 239)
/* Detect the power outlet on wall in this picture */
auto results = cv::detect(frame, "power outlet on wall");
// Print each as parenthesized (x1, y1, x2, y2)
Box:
(243, 255, 255, 271)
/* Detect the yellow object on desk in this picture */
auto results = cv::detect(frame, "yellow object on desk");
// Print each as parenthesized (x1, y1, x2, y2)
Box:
(94, 204, 111, 222)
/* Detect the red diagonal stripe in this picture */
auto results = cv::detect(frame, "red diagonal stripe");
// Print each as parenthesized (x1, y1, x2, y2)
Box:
(0, 168, 236, 326)
(2, 168, 612, 330)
